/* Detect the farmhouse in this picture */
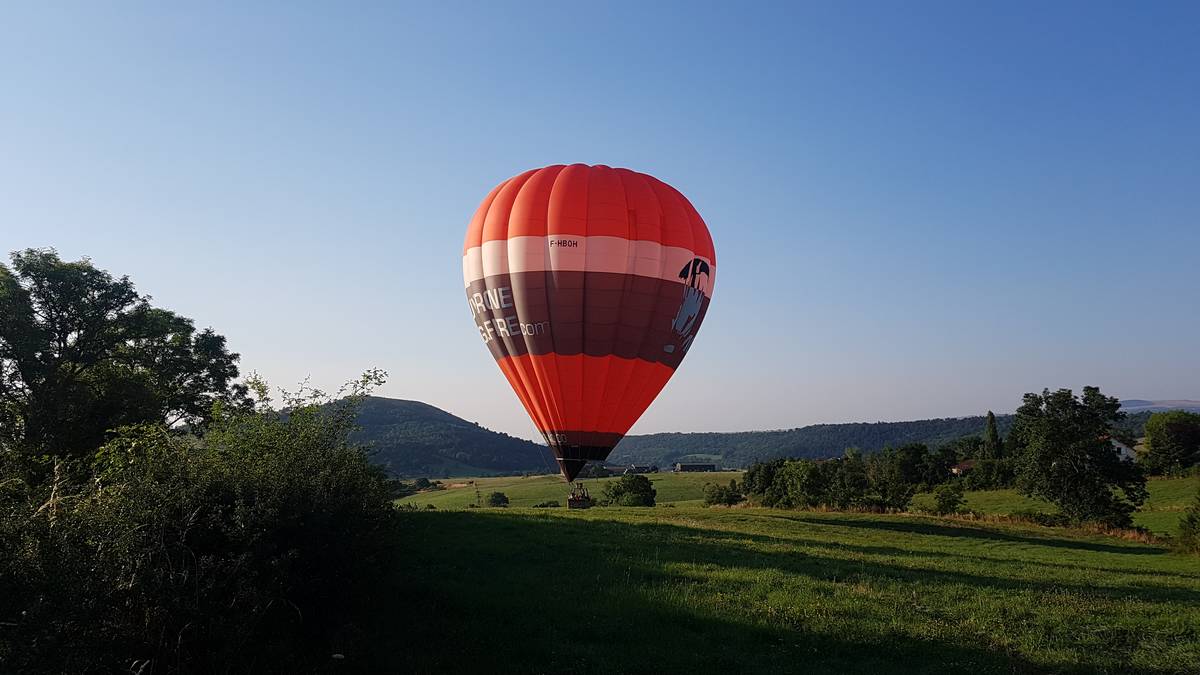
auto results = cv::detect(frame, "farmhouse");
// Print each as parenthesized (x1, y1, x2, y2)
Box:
(673, 463, 717, 472)
(1109, 438, 1137, 461)
(949, 460, 977, 476)
(624, 464, 659, 474)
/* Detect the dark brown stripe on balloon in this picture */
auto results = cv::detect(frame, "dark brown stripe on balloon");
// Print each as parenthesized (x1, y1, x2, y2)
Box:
(466, 270, 711, 369)
(542, 430, 624, 451)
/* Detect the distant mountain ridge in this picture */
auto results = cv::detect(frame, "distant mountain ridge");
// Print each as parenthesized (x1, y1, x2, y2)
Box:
(355, 397, 1193, 476)
(1120, 399, 1200, 414)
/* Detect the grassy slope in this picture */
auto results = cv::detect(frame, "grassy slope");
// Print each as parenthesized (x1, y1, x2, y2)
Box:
(398, 471, 745, 509)
(912, 477, 1198, 535)
(390, 507, 1199, 674)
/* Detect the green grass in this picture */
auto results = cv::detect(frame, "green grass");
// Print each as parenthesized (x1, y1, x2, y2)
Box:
(913, 477, 1198, 535)
(388, 506, 1200, 674)
(398, 471, 744, 509)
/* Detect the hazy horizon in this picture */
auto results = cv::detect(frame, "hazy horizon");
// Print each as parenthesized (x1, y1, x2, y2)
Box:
(4, 3, 1198, 442)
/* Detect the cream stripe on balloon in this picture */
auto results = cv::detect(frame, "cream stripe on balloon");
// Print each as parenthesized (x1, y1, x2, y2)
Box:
(462, 235, 715, 293)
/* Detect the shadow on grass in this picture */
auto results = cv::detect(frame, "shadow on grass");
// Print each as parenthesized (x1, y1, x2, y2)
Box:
(371, 511, 1195, 675)
(637, 516, 1200, 583)
(782, 512, 1167, 556)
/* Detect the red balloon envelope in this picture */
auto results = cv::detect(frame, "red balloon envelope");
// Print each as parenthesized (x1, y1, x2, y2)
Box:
(463, 164, 716, 481)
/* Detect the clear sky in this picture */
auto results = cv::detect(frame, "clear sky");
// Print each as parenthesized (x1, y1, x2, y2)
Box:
(3, 2, 1198, 440)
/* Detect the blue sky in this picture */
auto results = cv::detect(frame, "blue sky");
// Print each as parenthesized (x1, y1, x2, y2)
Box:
(3, 2, 1198, 439)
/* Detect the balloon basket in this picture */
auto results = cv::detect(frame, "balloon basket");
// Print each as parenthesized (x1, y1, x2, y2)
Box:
(566, 482, 593, 509)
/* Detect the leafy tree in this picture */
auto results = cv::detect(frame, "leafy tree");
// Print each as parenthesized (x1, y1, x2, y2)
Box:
(486, 491, 510, 507)
(1142, 411, 1200, 475)
(933, 481, 966, 515)
(0, 249, 248, 470)
(962, 458, 1016, 490)
(982, 411, 1002, 459)
(1014, 387, 1148, 527)
(1176, 486, 1200, 553)
(867, 451, 917, 511)
(828, 450, 869, 509)
(891, 443, 931, 487)
(703, 479, 745, 506)
(743, 457, 785, 496)
(601, 474, 657, 506)
(948, 434, 984, 460)
(1003, 429, 1024, 458)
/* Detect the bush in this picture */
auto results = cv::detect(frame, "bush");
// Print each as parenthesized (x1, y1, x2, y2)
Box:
(1009, 509, 1071, 528)
(0, 372, 403, 673)
(933, 481, 965, 515)
(1177, 487, 1200, 553)
(703, 479, 745, 506)
(486, 492, 510, 507)
(532, 500, 561, 508)
(600, 474, 656, 507)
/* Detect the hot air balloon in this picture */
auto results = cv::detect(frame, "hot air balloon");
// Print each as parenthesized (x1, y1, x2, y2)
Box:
(463, 164, 715, 483)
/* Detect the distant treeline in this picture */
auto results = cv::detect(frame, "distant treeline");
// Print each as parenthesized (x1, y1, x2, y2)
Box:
(611, 412, 1154, 468)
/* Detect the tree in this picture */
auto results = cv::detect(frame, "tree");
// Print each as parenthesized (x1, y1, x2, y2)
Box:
(867, 452, 917, 511)
(981, 411, 1002, 459)
(962, 458, 1015, 490)
(486, 491, 510, 507)
(600, 474, 656, 506)
(1014, 387, 1148, 527)
(828, 450, 869, 509)
(0, 249, 248, 469)
(703, 479, 745, 507)
(1142, 411, 1200, 475)
(1176, 486, 1200, 553)
(743, 458, 785, 499)
(884, 443, 929, 489)
(933, 481, 966, 515)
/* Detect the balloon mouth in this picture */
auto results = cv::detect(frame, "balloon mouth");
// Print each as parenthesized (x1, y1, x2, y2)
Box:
(546, 434, 621, 482)
(556, 459, 588, 482)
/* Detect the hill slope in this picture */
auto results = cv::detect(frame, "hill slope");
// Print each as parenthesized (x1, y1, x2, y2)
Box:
(353, 397, 553, 477)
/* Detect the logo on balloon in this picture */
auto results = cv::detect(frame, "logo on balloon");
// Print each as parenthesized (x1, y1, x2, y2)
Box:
(665, 258, 710, 355)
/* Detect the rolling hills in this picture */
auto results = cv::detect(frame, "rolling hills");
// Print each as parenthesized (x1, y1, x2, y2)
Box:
(356, 397, 1187, 476)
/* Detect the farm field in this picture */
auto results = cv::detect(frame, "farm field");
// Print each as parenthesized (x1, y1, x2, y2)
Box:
(389, 506, 1200, 674)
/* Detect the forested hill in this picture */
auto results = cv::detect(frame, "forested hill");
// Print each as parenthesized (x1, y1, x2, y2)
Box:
(352, 397, 554, 477)
(610, 416, 1015, 467)
(357, 398, 1161, 476)
(611, 408, 1157, 468)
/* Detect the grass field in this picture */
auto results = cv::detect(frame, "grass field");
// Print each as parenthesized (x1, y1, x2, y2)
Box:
(911, 477, 1198, 535)
(397, 471, 745, 509)
(390, 506, 1200, 674)
(401, 473, 1198, 535)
